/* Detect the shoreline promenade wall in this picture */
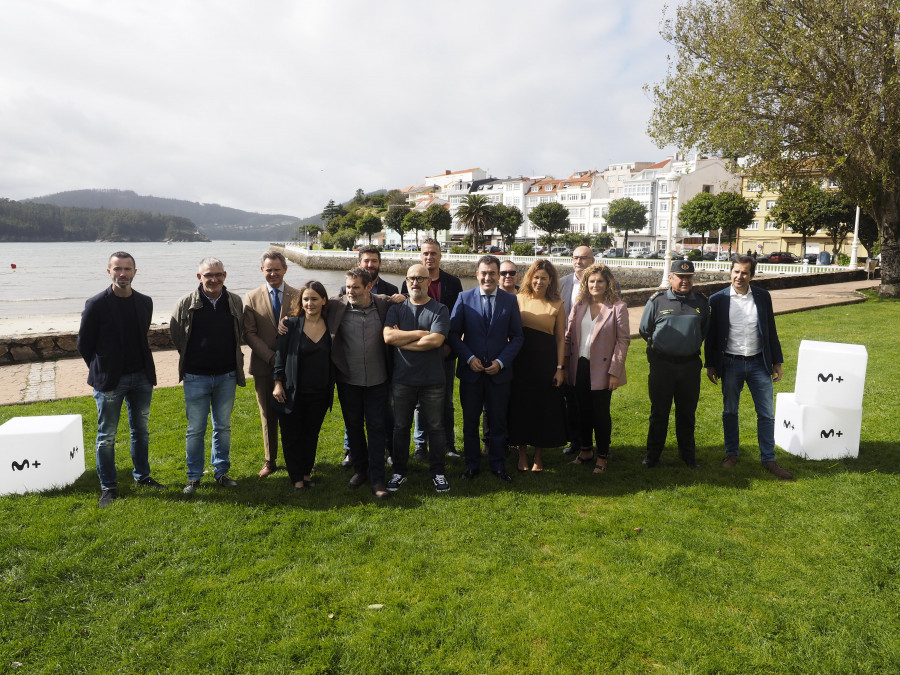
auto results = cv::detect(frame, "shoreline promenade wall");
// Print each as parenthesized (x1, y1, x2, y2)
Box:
(0, 246, 872, 367)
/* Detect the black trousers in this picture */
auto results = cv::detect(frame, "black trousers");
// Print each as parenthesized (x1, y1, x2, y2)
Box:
(645, 353, 701, 462)
(279, 390, 331, 483)
(575, 357, 613, 457)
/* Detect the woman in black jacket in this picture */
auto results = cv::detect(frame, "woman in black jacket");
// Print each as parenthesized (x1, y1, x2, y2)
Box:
(272, 280, 333, 490)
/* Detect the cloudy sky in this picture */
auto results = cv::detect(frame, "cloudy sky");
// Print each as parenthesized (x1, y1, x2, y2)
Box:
(2, 0, 678, 219)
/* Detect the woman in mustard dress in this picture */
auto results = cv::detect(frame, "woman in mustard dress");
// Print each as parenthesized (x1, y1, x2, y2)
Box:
(507, 259, 567, 471)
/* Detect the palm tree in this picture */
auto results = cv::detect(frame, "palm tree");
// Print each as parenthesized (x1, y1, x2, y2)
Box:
(454, 194, 496, 252)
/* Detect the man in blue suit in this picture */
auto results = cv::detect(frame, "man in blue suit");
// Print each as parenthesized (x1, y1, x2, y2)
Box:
(705, 255, 793, 480)
(449, 255, 524, 483)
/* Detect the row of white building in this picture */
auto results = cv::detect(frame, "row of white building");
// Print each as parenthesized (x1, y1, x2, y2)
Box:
(395, 155, 739, 251)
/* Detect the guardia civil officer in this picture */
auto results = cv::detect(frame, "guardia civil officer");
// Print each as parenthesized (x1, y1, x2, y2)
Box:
(639, 259, 710, 468)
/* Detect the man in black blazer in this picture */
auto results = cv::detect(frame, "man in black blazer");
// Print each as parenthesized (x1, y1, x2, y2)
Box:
(400, 238, 464, 460)
(77, 251, 164, 508)
(705, 255, 792, 479)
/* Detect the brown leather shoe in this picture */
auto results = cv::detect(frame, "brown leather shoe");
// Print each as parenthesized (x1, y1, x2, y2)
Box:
(763, 461, 793, 480)
(371, 483, 390, 500)
(721, 454, 739, 468)
(258, 460, 276, 477)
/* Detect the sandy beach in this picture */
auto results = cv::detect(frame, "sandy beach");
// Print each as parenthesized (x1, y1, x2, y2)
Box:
(0, 313, 173, 339)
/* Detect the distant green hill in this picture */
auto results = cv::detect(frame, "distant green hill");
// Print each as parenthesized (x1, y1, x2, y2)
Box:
(26, 189, 304, 241)
(0, 197, 207, 242)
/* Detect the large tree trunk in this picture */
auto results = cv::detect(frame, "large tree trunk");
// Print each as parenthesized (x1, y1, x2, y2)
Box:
(876, 192, 900, 298)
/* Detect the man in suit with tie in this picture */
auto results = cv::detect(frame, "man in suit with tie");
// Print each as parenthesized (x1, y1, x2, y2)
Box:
(243, 250, 301, 477)
(449, 255, 524, 483)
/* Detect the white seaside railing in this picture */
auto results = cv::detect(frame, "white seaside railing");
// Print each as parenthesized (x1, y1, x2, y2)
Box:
(280, 245, 852, 275)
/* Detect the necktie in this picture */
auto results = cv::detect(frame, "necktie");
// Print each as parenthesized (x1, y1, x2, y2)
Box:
(483, 294, 493, 326)
(272, 289, 281, 319)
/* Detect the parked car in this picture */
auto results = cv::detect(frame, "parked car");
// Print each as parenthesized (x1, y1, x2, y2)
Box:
(702, 251, 730, 261)
(603, 247, 625, 258)
(643, 250, 662, 259)
(403, 244, 420, 252)
(629, 248, 650, 258)
(765, 251, 799, 264)
(549, 246, 571, 257)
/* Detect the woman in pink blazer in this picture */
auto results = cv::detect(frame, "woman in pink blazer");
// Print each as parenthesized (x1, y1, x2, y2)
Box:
(565, 264, 630, 474)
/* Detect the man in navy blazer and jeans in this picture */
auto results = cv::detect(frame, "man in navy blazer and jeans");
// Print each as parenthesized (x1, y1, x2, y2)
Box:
(705, 255, 793, 480)
(449, 255, 524, 483)
(78, 251, 165, 508)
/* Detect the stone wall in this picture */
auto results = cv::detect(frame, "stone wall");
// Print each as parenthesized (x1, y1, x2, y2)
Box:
(0, 327, 174, 366)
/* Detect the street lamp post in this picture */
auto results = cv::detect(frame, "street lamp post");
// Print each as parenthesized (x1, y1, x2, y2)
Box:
(849, 205, 861, 269)
(660, 171, 682, 288)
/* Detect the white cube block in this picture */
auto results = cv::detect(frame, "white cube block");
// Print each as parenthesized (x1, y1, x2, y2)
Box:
(0, 415, 85, 496)
(794, 340, 867, 410)
(774, 393, 861, 460)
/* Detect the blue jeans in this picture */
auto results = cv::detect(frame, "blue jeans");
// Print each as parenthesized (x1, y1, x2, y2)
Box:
(393, 382, 446, 476)
(721, 355, 776, 462)
(183, 371, 237, 480)
(413, 357, 456, 449)
(93, 371, 153, 490)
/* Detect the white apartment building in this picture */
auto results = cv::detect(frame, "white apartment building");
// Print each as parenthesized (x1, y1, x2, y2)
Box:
(613, 156, 740, 252)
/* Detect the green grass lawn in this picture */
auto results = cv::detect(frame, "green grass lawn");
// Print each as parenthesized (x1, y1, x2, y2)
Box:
(2, 294, 899, 674)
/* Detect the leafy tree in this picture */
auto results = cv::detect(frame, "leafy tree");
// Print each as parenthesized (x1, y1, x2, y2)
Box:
(590, 232, 614, 250)
(385, 189, 407, 206)
(402, 210, 426, 246)
(559, 232, 590, 251)
(713, 192, 755, 252)
(510, 242, 535, 256)
(356, 212, 382, 245)
(493, 204, 524, 250)
(352, 188, 366, 206)
(767, 182, 830, 257)
(858, 210, 880, 258)
(384, 205, 410, 244)
(605, 198, 647, 250)
(529, 202, 570, 249)
(320, 232, 335, 249)
(306, 223, 322, 244)
(333, 227, 359, 251)
(647, 0, 900, 296)
(455, 194, 496, 251)
(321, 199, 345, 225)
(423, 203, 452, 239)
(678, 192, 717, 250)
(820, 191, 856, 257)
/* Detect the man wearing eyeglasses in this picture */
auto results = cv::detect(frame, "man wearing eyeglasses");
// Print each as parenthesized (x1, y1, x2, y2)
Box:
(384, 264, 452, 493)
(558, 246, 595, 454)
(170, 257, 245, 494)
(400, 238, 463, 461)
(499, 260, 520, 293)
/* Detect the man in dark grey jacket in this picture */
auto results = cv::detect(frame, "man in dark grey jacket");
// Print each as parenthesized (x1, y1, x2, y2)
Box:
(170, 257, 245, 495)
(78, 251, 164, 508)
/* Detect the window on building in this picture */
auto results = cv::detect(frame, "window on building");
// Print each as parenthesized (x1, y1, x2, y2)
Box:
(746, 220, 759, 230)
(702, 184, 713, 193)
(766, 220, 780, 230)
(766, 200, 776, 210)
